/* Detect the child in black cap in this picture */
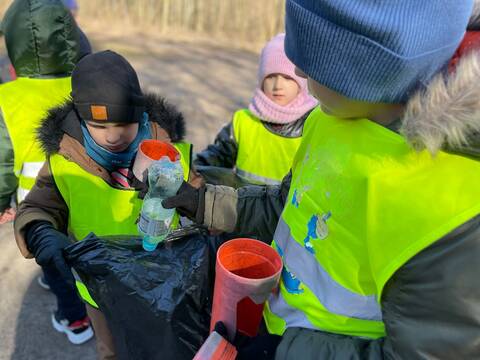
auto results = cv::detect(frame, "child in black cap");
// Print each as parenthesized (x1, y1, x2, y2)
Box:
(14, 50, 197, 359)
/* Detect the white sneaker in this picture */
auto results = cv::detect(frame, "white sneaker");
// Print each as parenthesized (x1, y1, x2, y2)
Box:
(37, 275, 51, 291)
(51, 312, 94, 345)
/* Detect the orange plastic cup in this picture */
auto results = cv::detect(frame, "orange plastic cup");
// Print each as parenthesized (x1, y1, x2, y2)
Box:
(132, 139, 180, 182)
(210, 238, 283, 340)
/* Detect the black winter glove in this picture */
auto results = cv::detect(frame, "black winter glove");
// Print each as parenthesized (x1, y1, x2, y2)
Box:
(214, 322, 282, 360)
(26, 221, 74, 286)
(162, 181, 206, 224)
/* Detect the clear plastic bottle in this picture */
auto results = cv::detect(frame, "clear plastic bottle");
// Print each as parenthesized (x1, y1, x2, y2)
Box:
(138, 156, 183, 251)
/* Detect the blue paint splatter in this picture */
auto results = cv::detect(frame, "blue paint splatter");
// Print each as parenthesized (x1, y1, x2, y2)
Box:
(275, 244, 284, 257)
(282, 267, 303, 294)
(291, 189, 300, 208)
(274, 243, 303, 294)
(303, 214, 319, 254)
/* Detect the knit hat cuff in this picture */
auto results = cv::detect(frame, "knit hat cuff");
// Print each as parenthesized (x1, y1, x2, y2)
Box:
(259, 54, 306, 88)
(285, 0, 464, 103)
(74, 99, 145, 123)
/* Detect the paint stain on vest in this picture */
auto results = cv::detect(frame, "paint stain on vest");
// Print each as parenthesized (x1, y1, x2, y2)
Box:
(304, 214, 319, 254)
(303, 212, 331, 254)
(291, 186, 311, 208)
(276, 244, 304, 294)
(317, 212, 331, 239)
(282, 267, 304, 294)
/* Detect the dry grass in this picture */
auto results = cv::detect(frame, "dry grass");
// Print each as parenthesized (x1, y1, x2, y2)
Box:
(1, 0, 286, 50)
(0, 0, 10, 17)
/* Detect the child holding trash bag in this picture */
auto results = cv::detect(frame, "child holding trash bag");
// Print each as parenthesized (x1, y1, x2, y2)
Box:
(194, 33, 317, 186)
(13, 50, 199, 359)
(0, 0, 94, 346)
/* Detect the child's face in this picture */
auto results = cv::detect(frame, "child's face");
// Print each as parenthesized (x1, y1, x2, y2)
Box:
(262, 74, 300, 106)
(307, 80, 374, 119)
(85, 121, 139, 152)
(295, 67, 397, 121)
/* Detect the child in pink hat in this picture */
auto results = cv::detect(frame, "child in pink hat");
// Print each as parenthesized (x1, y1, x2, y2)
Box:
(194, 33, 317, 186)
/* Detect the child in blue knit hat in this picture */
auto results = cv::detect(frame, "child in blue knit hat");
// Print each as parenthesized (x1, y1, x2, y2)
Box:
(164, 1, 480, 358)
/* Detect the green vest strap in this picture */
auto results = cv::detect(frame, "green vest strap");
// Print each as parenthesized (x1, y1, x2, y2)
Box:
(71, 268, 99, 307)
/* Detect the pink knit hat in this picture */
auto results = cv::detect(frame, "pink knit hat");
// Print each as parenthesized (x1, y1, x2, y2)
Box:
(257, 33, 307, 91)
(249, 33, 317, 124)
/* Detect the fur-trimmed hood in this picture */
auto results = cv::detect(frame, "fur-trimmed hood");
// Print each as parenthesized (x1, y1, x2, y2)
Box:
(38, 92, 186, 156)
(401, 6, 480, 156)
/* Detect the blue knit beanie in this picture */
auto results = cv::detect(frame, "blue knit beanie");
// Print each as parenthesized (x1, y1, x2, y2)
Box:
(62, 0, 78, 11)
(285, 0, 474, 103)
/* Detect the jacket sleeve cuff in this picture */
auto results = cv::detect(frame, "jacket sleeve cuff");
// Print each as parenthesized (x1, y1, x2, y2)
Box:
(204, 184, 238, 232)
(0, 196, 12, 213)
(14, 211, 59, 259)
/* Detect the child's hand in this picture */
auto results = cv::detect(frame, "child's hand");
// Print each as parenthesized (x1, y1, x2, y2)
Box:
(26, 221, 74, 286)
(0, 208, 16, 224)
(162, 181, 205, 224)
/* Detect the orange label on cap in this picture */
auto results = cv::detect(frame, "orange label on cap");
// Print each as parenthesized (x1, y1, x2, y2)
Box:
(91, 105, 108, 121)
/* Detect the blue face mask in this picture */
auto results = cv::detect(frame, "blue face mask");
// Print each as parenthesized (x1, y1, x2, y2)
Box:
(81, 112, 152, 172)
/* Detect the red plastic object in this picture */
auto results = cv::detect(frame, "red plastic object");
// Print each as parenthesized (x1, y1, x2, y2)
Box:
(132, 139, 180, 181)
(449, 31, 480, 73)
(193, 331, 237, 360)
(210, 238, 283, 340)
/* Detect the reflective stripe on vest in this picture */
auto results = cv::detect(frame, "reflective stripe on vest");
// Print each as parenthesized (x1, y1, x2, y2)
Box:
(233, 109, 302, 185)
(235, 168, 281, 185)
(21, 161, 45, 177)
(17, 161, 46, 202)
(50, 141, 192, 307)
(274, 218, 382, 321)
(16, 187, 30, 204)
(0, 77, 71, 203)
(264, 108, 480, 339)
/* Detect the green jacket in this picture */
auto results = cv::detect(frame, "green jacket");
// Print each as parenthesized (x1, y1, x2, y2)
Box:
(0, 0, 90, 212)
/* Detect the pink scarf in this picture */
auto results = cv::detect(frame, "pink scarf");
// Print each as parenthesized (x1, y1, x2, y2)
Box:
(248, 88, 318, 124)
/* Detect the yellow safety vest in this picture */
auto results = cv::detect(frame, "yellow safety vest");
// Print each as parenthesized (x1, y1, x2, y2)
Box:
(233, 109, 302, 185)
(0, 77, 71, 202)
(49, 142, 191, 307)
(264, 108, 480, 339)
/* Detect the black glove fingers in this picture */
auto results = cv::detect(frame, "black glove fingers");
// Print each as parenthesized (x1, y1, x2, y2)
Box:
(53, 254, 75, 287)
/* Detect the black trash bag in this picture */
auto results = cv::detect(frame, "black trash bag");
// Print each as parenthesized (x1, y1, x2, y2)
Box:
(64, 232, 213, 360)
